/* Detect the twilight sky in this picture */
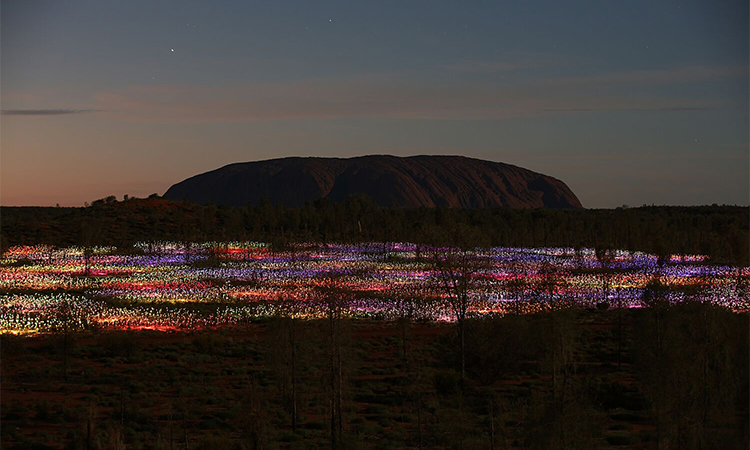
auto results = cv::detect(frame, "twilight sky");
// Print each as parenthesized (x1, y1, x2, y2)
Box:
(1, 0, 748, 207)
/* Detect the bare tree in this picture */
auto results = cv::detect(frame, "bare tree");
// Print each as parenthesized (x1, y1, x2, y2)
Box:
(79, 215, 104, 277)
(241, 376, 267, 450)
(55, 298, 78, 380)
(430, 246, 488, 381)
(464, 315, 531, 387)
(316, 272, 350, 449)
(391, 282, 431, 360)
(594, 246, 614, 305)
(505, 275, 528, 316)
(545, 308, 579, 404)
(266, 300, 305, 434)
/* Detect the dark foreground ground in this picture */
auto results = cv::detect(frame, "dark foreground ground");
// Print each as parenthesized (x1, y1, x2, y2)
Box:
(2, 306, 748, 450)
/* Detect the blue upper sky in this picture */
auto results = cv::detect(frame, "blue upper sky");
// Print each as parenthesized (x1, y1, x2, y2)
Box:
(2, 0, 747, 207)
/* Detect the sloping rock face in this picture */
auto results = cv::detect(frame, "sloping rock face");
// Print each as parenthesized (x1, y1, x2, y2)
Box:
(164, 155, 583, 209)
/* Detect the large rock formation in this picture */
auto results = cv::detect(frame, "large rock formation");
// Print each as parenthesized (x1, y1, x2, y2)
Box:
(164, 155, 583, 208)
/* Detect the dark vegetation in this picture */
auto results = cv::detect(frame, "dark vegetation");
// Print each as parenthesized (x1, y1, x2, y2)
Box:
(1, 195, 747, 265)
(2, 306, 747, 450)
(2, 196, 748, 449)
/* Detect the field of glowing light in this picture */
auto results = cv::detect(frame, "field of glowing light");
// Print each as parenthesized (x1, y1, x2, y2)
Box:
(0, 242, 747, 335)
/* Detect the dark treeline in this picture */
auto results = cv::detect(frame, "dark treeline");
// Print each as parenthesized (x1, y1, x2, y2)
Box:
(1, 195, 747, 265)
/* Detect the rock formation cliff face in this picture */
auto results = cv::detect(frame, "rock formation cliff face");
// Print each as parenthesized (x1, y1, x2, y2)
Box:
(164, 155, 583, 209)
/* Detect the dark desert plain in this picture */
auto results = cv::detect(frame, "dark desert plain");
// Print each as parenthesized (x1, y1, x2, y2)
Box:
(1, 1, 749, 450)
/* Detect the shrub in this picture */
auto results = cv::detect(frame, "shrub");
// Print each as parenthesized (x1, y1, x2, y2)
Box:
(606, 432, 634, 446)
(34, 400, 51, 421)
(303, 420, 326, 430)
(433, 370, 460, 396)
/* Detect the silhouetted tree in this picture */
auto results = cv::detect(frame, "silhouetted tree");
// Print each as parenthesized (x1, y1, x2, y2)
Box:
(464, 315, 532, 387)
(430, 247, 488, 380)
(266, 303, 306, 434)
(316, 273, 351, 449)
(55, 298, 77, 380)
(241, 377, 268, 450)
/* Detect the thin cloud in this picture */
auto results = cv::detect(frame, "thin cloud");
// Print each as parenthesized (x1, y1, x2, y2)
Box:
(543, 106, 715, 112)
(95, 82, 718, 123)
(439, 60, 530, 73)
(1, 108, 101, 116)
(93, 64, 740, 123)
(551, 64, 748, 87)
(439, 55, 558, 73)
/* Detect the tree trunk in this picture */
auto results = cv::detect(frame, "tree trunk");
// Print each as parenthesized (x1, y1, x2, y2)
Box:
(86, 416, 91, 450)
(655, 403, 662, 450)
(617, 292, 623, 367)
(654, 306, 663, 450)
(290, 321, 297, 434)
(337, 351, 343, 441)
(170, 411, 174, 450)
(400, 318, 407, 360)
(330, 311, 337, 450)
(63, 331, 69, 381)
(489, 395, 495, 450)
(458, 394, 465, 450)
(551, 316, 558, 401)
(656, 309, 662, 355)
(701, 305, 708, 431)
(183, 408, 189, 450)
(417, 372, 423, 450)
(459, 316, 466, 382)
(85, 250, 91, 276)
(120, 384, 125, 428)
(336, 313, 344, 441)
